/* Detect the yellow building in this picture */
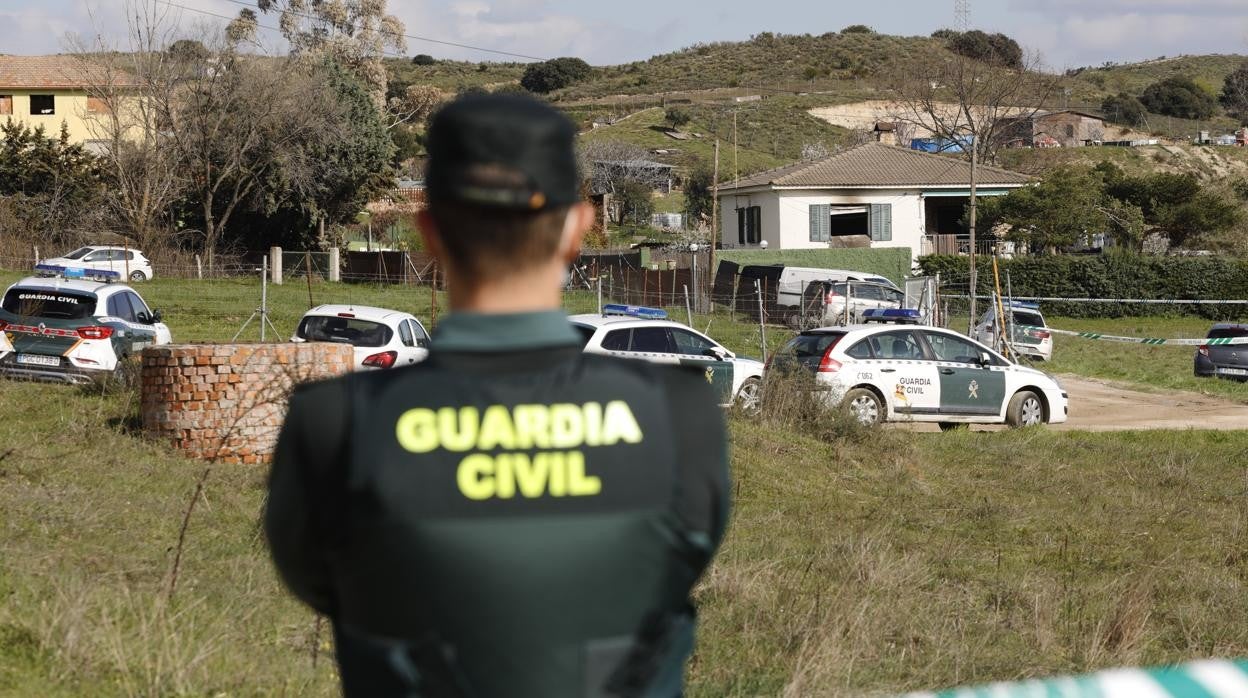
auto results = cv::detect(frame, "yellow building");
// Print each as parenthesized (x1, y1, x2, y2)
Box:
(0, 54, 136, 151)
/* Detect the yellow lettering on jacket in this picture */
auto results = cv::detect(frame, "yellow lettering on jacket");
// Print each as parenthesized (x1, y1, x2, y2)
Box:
(395, 402, 644, 453)
(455, 450, 602, 500)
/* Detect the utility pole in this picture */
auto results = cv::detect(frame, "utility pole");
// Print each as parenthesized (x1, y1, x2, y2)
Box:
(711, 139, 720, 253)
(967, 134, 979, 335)
(733, 110, 739, 184)
(954, 0, 971, 30)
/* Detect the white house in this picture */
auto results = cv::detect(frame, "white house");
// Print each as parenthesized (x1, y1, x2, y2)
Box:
(718, 142, 1031, 260)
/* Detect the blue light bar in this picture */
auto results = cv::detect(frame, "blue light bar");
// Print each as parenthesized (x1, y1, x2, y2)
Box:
(34, 264, 121, 282)
(603, 304, 668, 320)
(863, 308, 921, 319)
(1008, 300, 1041, 309)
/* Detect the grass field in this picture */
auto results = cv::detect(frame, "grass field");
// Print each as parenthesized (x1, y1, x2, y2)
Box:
(1, 271, 1247, 695)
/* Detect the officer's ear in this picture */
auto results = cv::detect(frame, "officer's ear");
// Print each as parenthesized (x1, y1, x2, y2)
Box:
(417, 210, 447, 263)
(557, 202, 594, 265)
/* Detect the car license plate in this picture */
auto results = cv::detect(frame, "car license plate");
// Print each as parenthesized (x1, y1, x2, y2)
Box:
(1217, 367, 1248, 376)
(16, 353, 60, 367)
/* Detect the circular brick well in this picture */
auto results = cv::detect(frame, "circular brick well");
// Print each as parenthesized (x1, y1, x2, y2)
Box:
(141, 343, 354, 464)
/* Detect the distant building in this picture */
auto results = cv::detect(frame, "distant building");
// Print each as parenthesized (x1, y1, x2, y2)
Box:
(717, 142, 1030, 261)
(0, 55, 136, 151)
(999, 110, 1107, 148)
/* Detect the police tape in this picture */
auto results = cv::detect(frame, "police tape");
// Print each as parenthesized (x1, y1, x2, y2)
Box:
(899, 658, 1248, 698)
(945, 294, 1248, 305)
(1018, 325, 1248, 347)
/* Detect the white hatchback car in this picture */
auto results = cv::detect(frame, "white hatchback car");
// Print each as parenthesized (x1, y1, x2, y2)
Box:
(570, 305, 764, 412)
(40, 246, 156, 282)
(291, 304, 430, 370)
(973, 301, 1053, 362)
(772, 324, 1068, 429)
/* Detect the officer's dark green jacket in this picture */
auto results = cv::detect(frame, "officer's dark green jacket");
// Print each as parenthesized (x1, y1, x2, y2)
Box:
(267, 310, 730, 697)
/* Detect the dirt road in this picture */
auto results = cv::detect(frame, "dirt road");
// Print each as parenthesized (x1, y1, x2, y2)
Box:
(1055, 375, 1248, 431)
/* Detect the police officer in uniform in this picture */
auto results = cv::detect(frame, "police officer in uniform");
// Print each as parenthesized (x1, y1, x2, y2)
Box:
(266, 93, 730, 697)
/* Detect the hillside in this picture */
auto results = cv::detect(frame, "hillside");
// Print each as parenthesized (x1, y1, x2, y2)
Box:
(1065, 54, 1246, 106)
(998, 143, 1248, 181)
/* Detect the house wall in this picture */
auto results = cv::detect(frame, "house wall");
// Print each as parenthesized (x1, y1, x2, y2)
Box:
(720, 188, 926, 259)
(0, 89, 105, 145)
(1035, 113, 1106, 148)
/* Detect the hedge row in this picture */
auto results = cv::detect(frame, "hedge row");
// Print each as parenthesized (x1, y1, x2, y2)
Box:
(718, 248, 913, 286)
(918, 254, 1248, 319)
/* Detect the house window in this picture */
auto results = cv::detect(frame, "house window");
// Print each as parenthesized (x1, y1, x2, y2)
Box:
(0, 95, 11, 115)
(809, 203, 892, 242)
(737, 206, 761, 245)
(30, 95, 55, 115)
(1065, 124, 1075, 138)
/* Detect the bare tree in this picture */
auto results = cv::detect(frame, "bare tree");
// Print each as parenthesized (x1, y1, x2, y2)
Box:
(577, 140, 669, 225)
(386, 84, 446, 129)
(882, 49, 1059, 327)
(68, 2, 187, 249)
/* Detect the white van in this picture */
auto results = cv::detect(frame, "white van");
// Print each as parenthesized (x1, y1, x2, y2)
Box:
(775, 267, 899, 310)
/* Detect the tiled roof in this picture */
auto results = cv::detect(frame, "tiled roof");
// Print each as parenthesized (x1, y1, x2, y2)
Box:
(718, 142, 1031, 192)
(0, 54, 137, 90)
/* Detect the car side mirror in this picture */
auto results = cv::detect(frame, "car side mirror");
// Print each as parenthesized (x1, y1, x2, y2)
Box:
(978, 351, 993, 366)
(704, 346, 729, 361)
(151, 310, 163, 324)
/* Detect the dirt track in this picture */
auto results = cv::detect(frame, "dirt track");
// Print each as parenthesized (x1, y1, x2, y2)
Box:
(1054, 375, 1248, 432)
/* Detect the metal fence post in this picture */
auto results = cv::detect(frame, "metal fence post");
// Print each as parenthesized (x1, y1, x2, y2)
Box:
(684, 285, 693, 326)
(756, 279, 767, 365)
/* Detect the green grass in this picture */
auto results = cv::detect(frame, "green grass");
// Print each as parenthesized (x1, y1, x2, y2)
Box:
(3, 272, 1248, 694)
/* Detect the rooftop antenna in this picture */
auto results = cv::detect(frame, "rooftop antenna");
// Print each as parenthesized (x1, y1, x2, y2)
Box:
(954, 0, 971, 30)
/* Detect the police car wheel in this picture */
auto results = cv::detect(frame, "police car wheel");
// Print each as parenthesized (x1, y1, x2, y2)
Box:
(844, 388, 882, 426)
(735, 377, 762, 416)
(1006, 390, 1045, 428)
(129, 270, 147, 282)
(938, 422, 968, 432)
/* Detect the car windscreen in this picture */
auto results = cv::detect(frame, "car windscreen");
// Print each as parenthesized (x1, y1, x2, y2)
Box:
(1, 288, 97, 319)
(1208, 326, 1248, 340)
(62, 247, 92, 260)
(1012, 311, 1044, 327)
(296, 315, 392, 347)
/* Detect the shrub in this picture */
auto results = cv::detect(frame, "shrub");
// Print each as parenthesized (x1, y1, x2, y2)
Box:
(841, 25, 873, 34)
(520, 56, 592, 93)
(664, 106, 691, 129)
(1140, 76, 1218, 120)
(917, 254, 1248, 319)
(411, 54, 435, 65)
(1101, 92, 1147, 126)
(946, 30, 1024, 69)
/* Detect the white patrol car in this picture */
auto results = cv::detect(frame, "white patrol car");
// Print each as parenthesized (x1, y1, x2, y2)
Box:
(570, 305, 764, 413)
(291, 304, 431, 370)
(0, 267, 172, 384)
(772, 321, 1068, 430)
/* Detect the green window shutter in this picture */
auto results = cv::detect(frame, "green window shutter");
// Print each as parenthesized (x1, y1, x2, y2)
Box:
(869, 203, 892, 242)
(809, 204, 830, 242)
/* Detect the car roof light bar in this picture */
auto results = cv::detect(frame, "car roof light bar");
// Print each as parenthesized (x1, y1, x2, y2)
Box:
(34, 264, 122, 282)
(602, 304, 668, 320)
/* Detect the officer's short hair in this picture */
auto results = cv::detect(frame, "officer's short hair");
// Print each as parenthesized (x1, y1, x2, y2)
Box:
(424, 93, 580, 280)
(428, 202, 570, 281)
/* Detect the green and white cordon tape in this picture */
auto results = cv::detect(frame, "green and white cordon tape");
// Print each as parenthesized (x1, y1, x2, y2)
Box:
(900, 658, 1248, 698)
(1019, 326, 1248, 347)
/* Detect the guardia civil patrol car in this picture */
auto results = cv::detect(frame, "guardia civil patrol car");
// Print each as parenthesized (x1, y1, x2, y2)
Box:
(570, 305, 764, 412)
(773, 317, 1068, 430)
(0, 266, 172, 384)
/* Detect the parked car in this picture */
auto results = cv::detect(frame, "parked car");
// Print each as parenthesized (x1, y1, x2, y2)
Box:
(973, 301, 1053, 362)
(775, 266, 899, 311)
(0, 267, 171, 384)
(1194, 323, 1248, 381)
(770, 324, 1068, 430)
(789, 279, 905, 329)
(291, 304, 430, 370)
(39, 246, 155, 282)
(570, 305, 763, 413)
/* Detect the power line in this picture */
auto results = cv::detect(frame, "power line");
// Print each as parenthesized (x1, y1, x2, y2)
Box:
(152, 0, 547, 61)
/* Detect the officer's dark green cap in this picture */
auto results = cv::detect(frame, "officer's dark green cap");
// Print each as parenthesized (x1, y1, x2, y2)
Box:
(426, 93, 579, 211)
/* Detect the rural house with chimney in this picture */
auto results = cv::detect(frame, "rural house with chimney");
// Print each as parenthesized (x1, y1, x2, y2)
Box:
(717, 142, 1031, 261)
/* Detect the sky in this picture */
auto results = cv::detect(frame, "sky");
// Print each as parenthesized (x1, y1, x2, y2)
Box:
(1, 0, 1247, 71)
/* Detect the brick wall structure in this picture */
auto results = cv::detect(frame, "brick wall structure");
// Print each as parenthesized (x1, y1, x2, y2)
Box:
(140, 343, 354, 464)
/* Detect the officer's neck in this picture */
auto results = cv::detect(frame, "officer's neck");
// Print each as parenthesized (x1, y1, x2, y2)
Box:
(446, 266, 564, 314)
